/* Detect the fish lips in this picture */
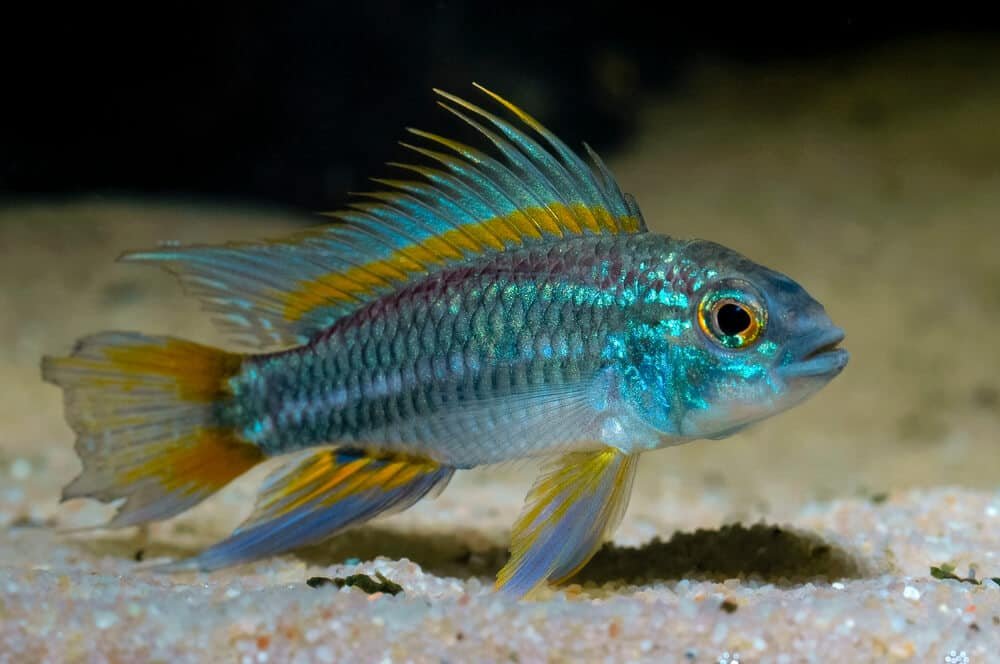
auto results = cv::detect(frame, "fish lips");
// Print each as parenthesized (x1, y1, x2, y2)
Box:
(777, 327, 849, 380)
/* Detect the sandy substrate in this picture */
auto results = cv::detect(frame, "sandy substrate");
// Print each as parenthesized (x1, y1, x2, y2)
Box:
(2, 40, 999, 661)
(2, 485, 999, 662)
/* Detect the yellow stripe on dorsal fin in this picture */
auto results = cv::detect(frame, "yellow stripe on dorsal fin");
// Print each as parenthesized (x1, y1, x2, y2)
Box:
(404, 127, 555, 240)
(122, 86, 645, 349)
(433, 92, 600, 236)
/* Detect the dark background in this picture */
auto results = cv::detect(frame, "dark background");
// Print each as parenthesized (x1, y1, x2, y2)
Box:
(2, 6, 996, 211)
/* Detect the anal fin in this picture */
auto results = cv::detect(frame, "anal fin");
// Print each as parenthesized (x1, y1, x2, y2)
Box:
(163, 449, 453, 571)
(496, 448, 639, 598)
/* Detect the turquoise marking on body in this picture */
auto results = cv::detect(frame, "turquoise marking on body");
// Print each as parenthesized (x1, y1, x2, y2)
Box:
(47, 86, 848, 597)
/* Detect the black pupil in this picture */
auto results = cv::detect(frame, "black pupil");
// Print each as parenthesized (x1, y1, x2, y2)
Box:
(717, 303, 752, 336)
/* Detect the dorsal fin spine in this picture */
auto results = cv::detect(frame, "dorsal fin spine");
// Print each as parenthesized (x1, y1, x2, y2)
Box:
(435, 102, 584, 237)
(406, 129, 554, 240)
(370, 178, 496, 254)
(344, 204, 464, 276)
(472, 83, 623, 233)
(360, 188, 482, 258)
(434, 92, 602, 235)
(434, 100, 575, 209)
(353, 192, 468, 260)
(338, 206, 435, 272)
(581, 143, 636, 231)
(121, 86, 645, 348)
(384, 163, 510, 251)
(398, 142, 532, 245)
(388, 159, 513, 245)
(299, 225, 416, 283)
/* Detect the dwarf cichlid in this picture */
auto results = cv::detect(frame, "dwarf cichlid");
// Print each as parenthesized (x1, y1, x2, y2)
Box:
(42, 84, 848, 597)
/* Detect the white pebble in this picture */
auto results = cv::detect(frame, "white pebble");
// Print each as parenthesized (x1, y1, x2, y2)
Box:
(831, 582, 845, 590)
(94, 611, 118, 630)
(902, 586, 921, 601)
(9, 458, 31, 480)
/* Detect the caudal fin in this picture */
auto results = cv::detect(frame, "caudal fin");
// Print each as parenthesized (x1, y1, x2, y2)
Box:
(42, 332, 264, 528)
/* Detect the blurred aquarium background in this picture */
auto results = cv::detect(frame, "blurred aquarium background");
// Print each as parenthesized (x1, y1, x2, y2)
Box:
(2, 6, 999, 529)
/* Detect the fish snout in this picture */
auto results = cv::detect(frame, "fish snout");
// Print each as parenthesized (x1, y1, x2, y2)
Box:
(778, 326, 849, 380)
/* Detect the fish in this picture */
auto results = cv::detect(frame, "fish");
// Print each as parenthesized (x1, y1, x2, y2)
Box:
(41, 84, 849, 598)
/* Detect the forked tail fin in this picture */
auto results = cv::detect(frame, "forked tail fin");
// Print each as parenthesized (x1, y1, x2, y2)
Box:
(42, 332, 264, 528)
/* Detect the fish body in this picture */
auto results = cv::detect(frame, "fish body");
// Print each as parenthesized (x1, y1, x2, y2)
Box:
(42, 86, 848, 597)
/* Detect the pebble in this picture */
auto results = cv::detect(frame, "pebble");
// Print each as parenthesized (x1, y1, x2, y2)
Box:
(9, 458, 31, 480)
(94, 612, 118, 630)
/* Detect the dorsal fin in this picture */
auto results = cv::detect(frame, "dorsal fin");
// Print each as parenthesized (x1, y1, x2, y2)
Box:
(123, 85, 648, 349)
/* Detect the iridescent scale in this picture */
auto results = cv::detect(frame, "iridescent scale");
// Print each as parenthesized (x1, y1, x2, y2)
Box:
(226, 233, 687, 466)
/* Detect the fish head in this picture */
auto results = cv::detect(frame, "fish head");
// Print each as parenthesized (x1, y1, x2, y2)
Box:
(618, 239, 848, 442)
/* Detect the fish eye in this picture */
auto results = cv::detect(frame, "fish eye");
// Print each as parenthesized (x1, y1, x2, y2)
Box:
(717, 302, 752, 336)
(697, 286, 766, 350)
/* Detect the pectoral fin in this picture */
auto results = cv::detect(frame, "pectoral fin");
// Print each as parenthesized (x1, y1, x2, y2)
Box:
(496, 448, 639, 598)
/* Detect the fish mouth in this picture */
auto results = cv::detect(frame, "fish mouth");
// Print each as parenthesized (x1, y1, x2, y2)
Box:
(778, 327, 849, 379)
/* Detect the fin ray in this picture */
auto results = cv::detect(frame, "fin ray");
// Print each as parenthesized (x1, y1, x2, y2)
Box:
(162, 449, 454, 571)
(435, 93, 599, 234)
(42, 332, 263, 528)
(124, 86, 644, 349)
(470, 83, 638, 232)
(435, 100, 581, 234)
(496, 448, 639, 597)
